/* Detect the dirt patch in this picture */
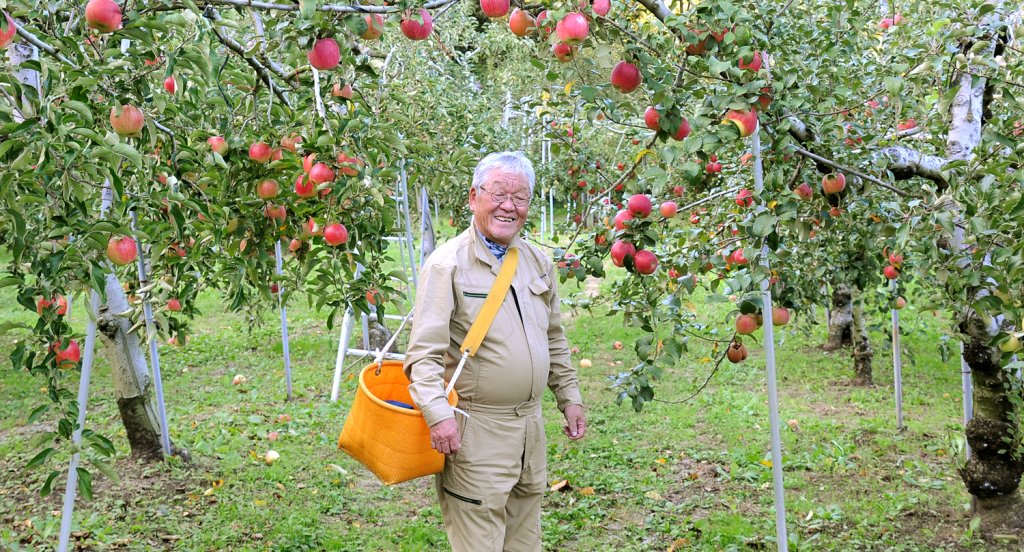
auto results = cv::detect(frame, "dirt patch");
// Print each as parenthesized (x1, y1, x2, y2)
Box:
(0, 421, 54, 446)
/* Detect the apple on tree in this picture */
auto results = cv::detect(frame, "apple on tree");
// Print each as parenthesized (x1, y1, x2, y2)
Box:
(256, 179, 280, 199)
(110, 105, 145, 137)
(37, 296, 69, 316)
(85, 0, 122, 33)
(0, 11, 17, 49)
(249, 141, 272, 163)
(555, 12, 589, 44)
(659, 201, 678, 218)
(705, 154, 722, 173)
(610, 240, 636, 267)
(591, 0, 611, 17)
(626, 194, 652, 217)
(772, 306, 790, 326)
(307, 38, 341, 71)
(360, 13, 385, 40)
(52, 339, 82, 369)
(735, 314, 758, 335)
(727, 340, 748, 363)
(722, 109, 758, 137)
(107, 235, 138, 266)
(294, 175, 316, 198)
(401, 9, 433, 41)
(793, 182, 813, 200)
(821, 173, 846, 194)
(633, 249, 658, 275)
(552, 43, 576, 62)
(167, 298, 182, 312)
(738, 50, 763, 72)
(207, 136, 228, 155)
(479, 0, 510, 18)
(324, 223, 349, 246)
(735, 189, 753, 208)
(163, 76, 177, 94)
(610, 61, 642, 93)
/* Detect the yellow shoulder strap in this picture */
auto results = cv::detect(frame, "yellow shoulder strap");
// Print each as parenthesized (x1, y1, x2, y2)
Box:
(459, 247, 519, 356)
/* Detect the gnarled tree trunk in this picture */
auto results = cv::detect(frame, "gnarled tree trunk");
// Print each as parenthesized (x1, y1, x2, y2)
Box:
(850, 289, 873, 386)
(824, 284, 853, 351)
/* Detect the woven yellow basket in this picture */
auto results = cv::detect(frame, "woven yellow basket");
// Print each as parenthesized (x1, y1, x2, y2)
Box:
(337, 360, 457, 485)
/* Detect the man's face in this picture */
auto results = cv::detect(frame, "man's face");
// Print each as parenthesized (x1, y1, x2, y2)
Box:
(470, 169, 531, 246)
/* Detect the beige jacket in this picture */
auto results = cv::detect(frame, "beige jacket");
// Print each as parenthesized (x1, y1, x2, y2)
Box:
(404, 222, 582, 427)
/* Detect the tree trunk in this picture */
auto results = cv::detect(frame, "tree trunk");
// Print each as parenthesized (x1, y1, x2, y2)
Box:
(824, 284, 853, 351)
(850, 289, 873, 385)
(418, 186, 435, 262)
(96, 273, 169, 461)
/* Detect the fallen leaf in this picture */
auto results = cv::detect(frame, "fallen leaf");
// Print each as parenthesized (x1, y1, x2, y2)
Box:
(759, 459, 773, 468)
(668, 537, 689, 551)
(655, 458, 667, 464)
(550, 479, 571, 492)
(644, 490, 662, 501)
(580, 486, 595, 496)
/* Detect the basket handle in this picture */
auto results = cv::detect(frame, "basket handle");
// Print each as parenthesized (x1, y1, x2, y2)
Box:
(374, 310, 414, 375)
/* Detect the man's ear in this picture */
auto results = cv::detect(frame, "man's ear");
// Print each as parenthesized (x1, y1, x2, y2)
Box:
(468, 186, 478, 212)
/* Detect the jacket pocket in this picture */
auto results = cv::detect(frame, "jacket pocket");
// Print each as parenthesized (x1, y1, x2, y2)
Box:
(528, 275, 552, 321)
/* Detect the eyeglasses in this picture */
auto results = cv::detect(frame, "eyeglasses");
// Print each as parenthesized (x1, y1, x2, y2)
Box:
(479, 186, 531, 208)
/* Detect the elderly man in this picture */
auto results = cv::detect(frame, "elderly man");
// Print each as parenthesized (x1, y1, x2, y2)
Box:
(404, 151, 586, 551)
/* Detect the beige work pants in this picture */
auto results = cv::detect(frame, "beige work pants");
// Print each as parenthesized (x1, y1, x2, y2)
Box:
(435, 401, 546, 552)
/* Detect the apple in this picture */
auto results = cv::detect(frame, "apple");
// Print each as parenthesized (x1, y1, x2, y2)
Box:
(579, 358, 593, 369)
(508, 9, 535, 36)
(232, 374, 247, 385)
(613, 341, 623, 350)
(281, 134, 303, 153)
(735, 314, 758, 335)
(52, 339, 82, 369)
(552, 42, 576, 62)
(361, 13, 385, 40)
(309, 162, 335, 184)
(268, 431, 280, 441)
(324, 223, 349, 246)
(0, 11, 17, 50)
(670, 118, 691, 141)
(106, 235, 138, 266)
(535, 10, 550, 35)
(673, 185, 684, 197)
(627, 194, 652, 218)
(883, 265, 899, 279)
(772, 306, 790, 326)
(207, 136, 228, 155)
(897, 119, 917, 131)
(888, 252, 903, 266)
(308, 38, 341, 70)
(556, 12, 589, 44)
(879, 18, 892, 29)
(610, 240, 636, 267)
(659, 201, 678, 218)
(37, 296, 69, 317)
(264, 450, 280, 465)
(821, 173, 846, 194)
(269, 283, 280, 294)
(249, 141, 272, 163)
(288, 238, 303, 253)
(333, 82, 354, 99)
(689, 213, 700, 224)
(643, 107, 661, 131)
(256, 179, 280, 199)
(723, 109, 758, 137)
(633, 249, 658, 275)
(336, 152, 364, 176)
(613, 209, 634, 230)
(167, 298, 182, 312)
(893, 13, 905, 25)
(294, 174, 316, 198)
(705, 155, 722, 173)
(610, 61, 642, 93)
(163, 76, 177, 94)
(727, 340, 748, 363)
(592, 0, 611, 16)
(730, 248, 748, 265)
(738, 50, 762, 72)
(894, 297, 907, 310)
(400, 9, 433, 41)
(264, 204, 287, 221)
(793, 183, 813, 200)
(1000, 335, 1021, 353)
(85, 0, 122, 33)
(735, 189, 753, 208)
(480, 0, 509, 18)
(277, 413, 292, 423)
(110, 105, 145, 137)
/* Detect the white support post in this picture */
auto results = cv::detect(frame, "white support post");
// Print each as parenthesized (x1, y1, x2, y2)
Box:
(57, 291, 101, 552)
(274, 241, 294, 401)
(331, 309, 356, 402)
(399, 162, 418, 286)
(891, 281, 904, 431)
(130, 211, 172, 455)
(961, 341, 973, 460)
(549, 188, 555, 238)
(752, 129, 788, 552)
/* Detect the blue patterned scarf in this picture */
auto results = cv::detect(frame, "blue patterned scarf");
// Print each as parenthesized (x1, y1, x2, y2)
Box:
(479, 231, 508, 262)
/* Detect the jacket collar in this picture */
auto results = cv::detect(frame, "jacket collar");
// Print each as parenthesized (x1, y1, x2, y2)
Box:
(469, 219, 523, 274)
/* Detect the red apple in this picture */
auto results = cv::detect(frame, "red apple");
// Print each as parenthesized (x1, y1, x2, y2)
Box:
(879, 18, 892, 29)
(294, 174, 316, 198)
(249, 141, 272, 163)
(207, 136, 228, 155)
(264, 204, 287, 221)
(738, 50, 762, 72)
(888, 252, 903, 266)
(37, 296, 69, 316)
(735, 314, 758, 335)
(509, 8, 535, 36)
(730, 248, 748, 265)
(894, 297, 907, 309)
(361, 13, 384, 40)
(735, 189, 753, 208)
(897, 119, 917, 131)
(727, 341, 748, 363)
(627, 194, 652, 218)
(883, 265, 899, 279)
(163, 76, 177, 94)
(633, 249, 658, 275)
(555, 12, 589, 44)
(705, 154, 722, 173)
(613, 209, 634, 230)
(324, 223, 349, 246)
(771, 306, 790, 326)
(167, 298, 182, 312)
(723, 109, 758, 137)
(610, 240, 636, 267)
(85, 0, 122, 33)
(281, 134, 303, 153)
(613, 341, 623, 350)
(670, 118, 691, 140)
(255, 179, 279, 199)
(401, 9, 433, 41)
(106, 235, 138, 266)
(552, 42, 575, 62)
(110, 105, 145, 137)
(793, 183, 813, 200)
(643, 107, 660, 131)
(336, 152, 364, 176)
(673, 185, 685, 197)
(689, 213, 700, 224)
(893, 13, 905, 25)
(659, 201, 678, 218)
(610, 61, 642, 93)
(52, 339, 82, 369)
(821, 173, 846, 194)
(592, 0, 610, 17)
(308, 38, 341, 70)
(309, 162, 335, 184)
(480, 0, 510, 18)
(0, 11, 17, 50)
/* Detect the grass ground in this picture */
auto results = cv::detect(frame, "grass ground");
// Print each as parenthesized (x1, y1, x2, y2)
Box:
(0, 233, 1002, 551)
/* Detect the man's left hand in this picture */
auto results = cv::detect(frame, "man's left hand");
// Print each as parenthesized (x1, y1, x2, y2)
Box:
(562, 404, 586, 441)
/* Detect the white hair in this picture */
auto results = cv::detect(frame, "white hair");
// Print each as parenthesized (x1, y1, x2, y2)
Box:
(472, 151, 535, 195)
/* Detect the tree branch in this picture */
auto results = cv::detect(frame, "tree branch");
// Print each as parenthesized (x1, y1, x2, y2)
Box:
(788, 144, 916, 198)
(205, 9, 292, 109)
(875, 146, 949, 189)
(143, 0, 460, 14)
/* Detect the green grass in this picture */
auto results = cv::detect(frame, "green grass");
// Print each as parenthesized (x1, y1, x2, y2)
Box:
(0, 245, 1001, 551)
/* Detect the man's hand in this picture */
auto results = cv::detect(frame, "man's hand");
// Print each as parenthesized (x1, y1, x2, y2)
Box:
(429, 418, 461, 455)
(562, 404, 586, 441)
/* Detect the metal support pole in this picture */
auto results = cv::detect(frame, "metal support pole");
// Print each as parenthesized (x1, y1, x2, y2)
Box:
(57, 291, 101, 552)
(274, 241, 294, 401)
(891, 281, 904, 431)
(752, 129, 788, 552)
(549, 188, 555, 239)
(331, 309, 356, 402)
(961, 341, 973, 460)
(400, 162, 418, 286)
(130, 211, 172, 455)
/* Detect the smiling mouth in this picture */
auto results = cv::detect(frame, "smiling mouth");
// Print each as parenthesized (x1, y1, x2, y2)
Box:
(495, 216, 516, 223)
